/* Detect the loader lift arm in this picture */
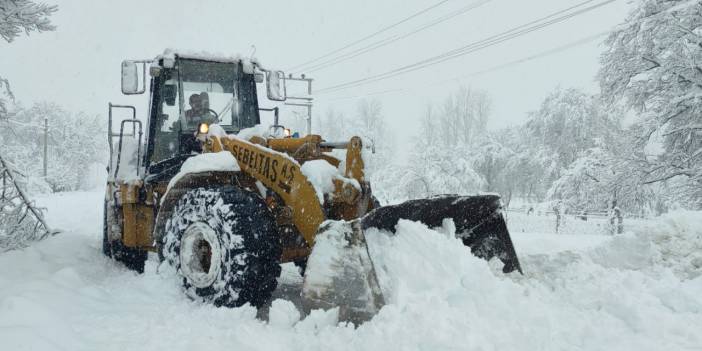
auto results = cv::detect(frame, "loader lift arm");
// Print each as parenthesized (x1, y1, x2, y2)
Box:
(207, 134, 325, 246)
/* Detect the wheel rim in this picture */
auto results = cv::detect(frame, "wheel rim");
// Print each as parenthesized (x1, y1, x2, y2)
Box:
(180, 222, 222, 288)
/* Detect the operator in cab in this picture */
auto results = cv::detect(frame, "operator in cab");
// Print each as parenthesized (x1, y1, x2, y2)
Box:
(184, 92, 218, 129)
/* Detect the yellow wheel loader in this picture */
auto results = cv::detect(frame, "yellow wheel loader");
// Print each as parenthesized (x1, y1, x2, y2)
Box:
(104, 50, 521, 323)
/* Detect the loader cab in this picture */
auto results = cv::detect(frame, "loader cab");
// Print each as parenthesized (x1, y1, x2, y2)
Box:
(110, 51, 288, 183)
(146, 57, 262, 167)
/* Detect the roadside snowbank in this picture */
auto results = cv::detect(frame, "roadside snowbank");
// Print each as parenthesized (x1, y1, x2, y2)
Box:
(363, 216, 702, 350)
(589, 210, 702, 279)
(1, 191, 700, 350)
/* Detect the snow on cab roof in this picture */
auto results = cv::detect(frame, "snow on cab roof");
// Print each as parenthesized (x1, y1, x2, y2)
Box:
(157, 48, 263, 71)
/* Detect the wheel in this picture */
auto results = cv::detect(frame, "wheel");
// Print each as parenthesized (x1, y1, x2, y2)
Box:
(103, 199, 147, 273)
(162, 186, 282, 308)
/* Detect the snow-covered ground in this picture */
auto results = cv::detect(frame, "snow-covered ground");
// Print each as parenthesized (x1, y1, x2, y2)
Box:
(1, 190, 701, 350)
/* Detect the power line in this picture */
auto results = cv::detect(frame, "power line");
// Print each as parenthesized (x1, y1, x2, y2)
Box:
(297, 0, 492, 74)
(316, 0, 616, 94)
(320, 30, 608, 102)
(320, 0, 670, 103)
(317, 0, 609, 93)
(286, 0, 452, 72)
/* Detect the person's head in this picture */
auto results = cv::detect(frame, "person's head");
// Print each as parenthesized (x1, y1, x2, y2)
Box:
(200, 92, 210, 110)
(189, 93, 202, 111)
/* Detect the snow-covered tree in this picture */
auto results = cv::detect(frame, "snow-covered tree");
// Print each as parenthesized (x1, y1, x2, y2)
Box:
(400, 142, 484, 200)
(546, 147, 655, 214)
(0, 76, 14, 120)
(353, 99, 386, 149)
(383, 87, 495, 202)
(0, 152, 53, 252)
(382, 87, 507, 202)
(525, 88, 621, 172)
(1, 0, 57, 127)
(470, 136, 518, 204)
(315, 101, 398, 202)
(436, 86, 491, 147)
(0, 0, 57, 43)
(599, 0, 702, 208)
(317, 107, 350, 142)
(0, 102, 106, 192)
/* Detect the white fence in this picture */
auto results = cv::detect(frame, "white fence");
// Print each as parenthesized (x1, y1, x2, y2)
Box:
(503, 209, 649, 236)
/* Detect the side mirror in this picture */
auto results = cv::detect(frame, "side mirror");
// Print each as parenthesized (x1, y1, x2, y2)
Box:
(121, 61, 140, 94)
(266, 70, 286, 101)
(163, 84, 177, 106)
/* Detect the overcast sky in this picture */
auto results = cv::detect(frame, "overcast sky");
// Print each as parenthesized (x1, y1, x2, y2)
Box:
(0, 0, 632, 151)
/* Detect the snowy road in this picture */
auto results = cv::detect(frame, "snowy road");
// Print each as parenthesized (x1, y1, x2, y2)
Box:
(1, 190, 701, 350)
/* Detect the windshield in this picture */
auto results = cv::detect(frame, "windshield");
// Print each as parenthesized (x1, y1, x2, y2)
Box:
(179, 60, 234, 130)
(149, 59, 260, 165)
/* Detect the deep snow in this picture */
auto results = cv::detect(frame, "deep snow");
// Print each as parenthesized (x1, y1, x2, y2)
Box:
(0, 190, 700, 350)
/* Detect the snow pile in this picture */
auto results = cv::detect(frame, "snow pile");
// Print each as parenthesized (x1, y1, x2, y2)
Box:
(360, 217, 702, 350)
(590, 210, 702, 279)
(268, 299, 302, 328)
(167, 151, 240, 191)
(1, 191, 701, 350)
(301, 220, 348, 292)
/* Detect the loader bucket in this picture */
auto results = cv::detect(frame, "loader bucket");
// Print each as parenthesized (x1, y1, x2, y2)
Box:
(301, 194, 522, 324)
(362, 194, 522, 274)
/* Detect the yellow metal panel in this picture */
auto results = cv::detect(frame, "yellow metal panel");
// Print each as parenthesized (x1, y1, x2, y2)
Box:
(119, 183, 154, 248)
(210, 136, 325, 246)
(267, 135, 322, 155)
(345, 136, 365, 182)
(135, 204, 154, 247)
(122, 204, 138, 246)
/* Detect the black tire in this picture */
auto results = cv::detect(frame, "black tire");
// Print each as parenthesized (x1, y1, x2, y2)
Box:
(103, 199, 148, 273)
(162, 186, 281, 308)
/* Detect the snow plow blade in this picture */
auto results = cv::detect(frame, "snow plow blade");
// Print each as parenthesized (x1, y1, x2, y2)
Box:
(301, 194, 521, 324)
(362, 194, 522, 274)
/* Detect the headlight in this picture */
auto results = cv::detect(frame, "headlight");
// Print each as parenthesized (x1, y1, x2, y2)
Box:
(198, 123, 209, 134)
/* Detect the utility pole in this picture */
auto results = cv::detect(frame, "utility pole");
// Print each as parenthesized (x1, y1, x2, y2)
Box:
(43, 118, 48, 177)
(284, 74, 313, 135)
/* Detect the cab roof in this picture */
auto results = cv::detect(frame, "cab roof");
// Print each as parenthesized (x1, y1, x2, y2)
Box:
(156, 48, 264, 72)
